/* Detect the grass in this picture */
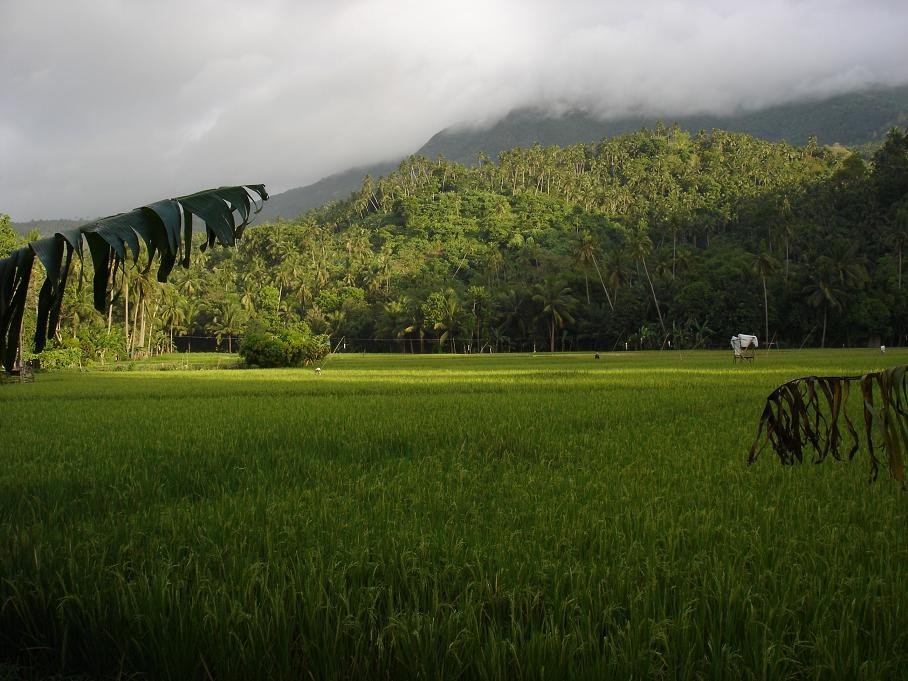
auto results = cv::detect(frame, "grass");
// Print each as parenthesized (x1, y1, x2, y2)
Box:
(1, 349, 907, 680)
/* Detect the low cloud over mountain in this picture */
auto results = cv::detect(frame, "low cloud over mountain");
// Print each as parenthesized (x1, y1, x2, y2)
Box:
(2, 0, 907, 220)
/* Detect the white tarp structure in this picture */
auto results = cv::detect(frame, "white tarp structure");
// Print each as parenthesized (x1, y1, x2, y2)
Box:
(730, 334, 758, 356)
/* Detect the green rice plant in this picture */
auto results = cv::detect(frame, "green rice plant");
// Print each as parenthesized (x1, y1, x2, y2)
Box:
(748, 364, 907, 488)
(1, 350, 906, 679)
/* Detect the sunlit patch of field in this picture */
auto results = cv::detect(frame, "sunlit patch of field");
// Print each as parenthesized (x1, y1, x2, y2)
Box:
(1, 350, 906, 680)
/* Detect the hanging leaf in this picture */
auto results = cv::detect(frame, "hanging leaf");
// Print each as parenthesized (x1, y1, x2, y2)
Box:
(180, 192, 236, 249)
(0, 248, 36, 370)
(748, 366, 908, 488)
(141, 203, 179, 281)
(0, 184, 268, 372)
(81, 231, 114, 312)
(31, 235, 76, 352)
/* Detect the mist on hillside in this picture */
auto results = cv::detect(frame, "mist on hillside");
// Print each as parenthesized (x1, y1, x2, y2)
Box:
(3, 1, 908, 220)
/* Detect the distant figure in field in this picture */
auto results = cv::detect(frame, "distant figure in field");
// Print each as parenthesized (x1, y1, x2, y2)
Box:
(594, 353, 600, 359)
(315, 367, 322, 375)
(881, 345, 886, 354)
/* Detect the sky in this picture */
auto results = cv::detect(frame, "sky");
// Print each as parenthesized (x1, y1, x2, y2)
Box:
(2, 0, 907, 221)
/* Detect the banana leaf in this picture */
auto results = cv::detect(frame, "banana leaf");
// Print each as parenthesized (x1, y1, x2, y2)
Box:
(142, 203, 179, 280)
(0, 248, 36, 371)
(181, 192, 236, 250)
(31, 235, 76, 352)
(0, 184, 267, 372)
(749, 366, 908, 489)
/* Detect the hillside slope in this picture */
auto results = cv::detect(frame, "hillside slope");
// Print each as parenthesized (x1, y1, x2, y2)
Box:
(258, 84, 908, 222)
(420, 85, 908, 164)
(10, 218, 86, 237)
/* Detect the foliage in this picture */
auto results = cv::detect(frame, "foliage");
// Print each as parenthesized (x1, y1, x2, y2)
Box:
(75, 327, 128, 365)
(7, 124, 908, 362)
(0, 185, 267, 372)
(27, 346, 84, 371)
(0, 213, 19, 257)
(259, 85, 908, 221)
(219, 125, 906, 354)
(238, 323, 329, 368)
(748, 365, 907, 488)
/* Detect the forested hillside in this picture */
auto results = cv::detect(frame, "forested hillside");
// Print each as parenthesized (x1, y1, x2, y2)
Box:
(5, 125, 908, 360)
(243, 126, 908, 352)
(259, 85, 908, 221)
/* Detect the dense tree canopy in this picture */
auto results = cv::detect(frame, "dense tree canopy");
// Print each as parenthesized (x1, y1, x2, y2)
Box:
(7, 126, 908, 363)
(0, 214, 18, 258)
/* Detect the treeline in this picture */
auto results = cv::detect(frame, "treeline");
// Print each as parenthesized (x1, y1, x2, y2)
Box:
(4, 124, 908, 359)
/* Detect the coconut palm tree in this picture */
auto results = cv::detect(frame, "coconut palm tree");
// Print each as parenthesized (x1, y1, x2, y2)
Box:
(629, 227, 665, 334)
(432, 289, 463, 353)
(304, 303, 329, 335)
(160, 288, 187, 352)
(208, 296, 247, 353)
(532, 278, 576, 353)
(466, 285, 487, 350)
(820, 239, 868, 290)
(576, 231, 614, 310)
(380, 296, 412, 352)
(129, 265, 158, 356)
(804, 273, 844, 349)
(751, 246, 779, 345)
(493, 288, 528, 351)
(603, 245, 634, 305)
(402, 305, 428, 354)
(276, 254, 304, 303)
(179, 297, 202, 341)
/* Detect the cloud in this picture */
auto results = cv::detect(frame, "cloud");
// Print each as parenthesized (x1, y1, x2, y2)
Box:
(1, 0, 906, 219)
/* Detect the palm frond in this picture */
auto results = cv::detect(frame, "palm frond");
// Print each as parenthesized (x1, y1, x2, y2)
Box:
(0, 184, 268, 371)
(748, 366, 907, 488)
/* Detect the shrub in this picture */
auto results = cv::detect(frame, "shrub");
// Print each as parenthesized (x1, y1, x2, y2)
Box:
(239, 324, 329, 368)
(28, 346, 84, 371)
(75, 327, 127, 364)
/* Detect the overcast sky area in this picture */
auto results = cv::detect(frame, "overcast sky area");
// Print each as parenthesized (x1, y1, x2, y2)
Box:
(2, 0, 908, 221)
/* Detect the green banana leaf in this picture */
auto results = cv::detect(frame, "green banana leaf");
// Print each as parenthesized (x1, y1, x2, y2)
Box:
(0, 184, 268, 372)
(0, 248, 36, 371)
(31, 234, 76, 353)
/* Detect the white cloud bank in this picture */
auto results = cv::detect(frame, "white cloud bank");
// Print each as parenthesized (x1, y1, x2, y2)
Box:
(1, 0, 906, 219)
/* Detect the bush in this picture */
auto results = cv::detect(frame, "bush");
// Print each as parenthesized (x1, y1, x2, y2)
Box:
(239, 324, 329, 368)
(75, 327, 127, 364)
(28, 346, 84, 371)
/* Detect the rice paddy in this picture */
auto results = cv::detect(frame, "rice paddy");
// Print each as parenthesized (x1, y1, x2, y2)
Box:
(1, 349, 906, 680)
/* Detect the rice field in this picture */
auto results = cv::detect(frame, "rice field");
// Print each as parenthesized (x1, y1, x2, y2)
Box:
(1, 349, 907, 680)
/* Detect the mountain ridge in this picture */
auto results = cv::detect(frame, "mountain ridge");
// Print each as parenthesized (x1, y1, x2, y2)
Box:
(255, 84, 908, 222)
(13, 84, 908, 231)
